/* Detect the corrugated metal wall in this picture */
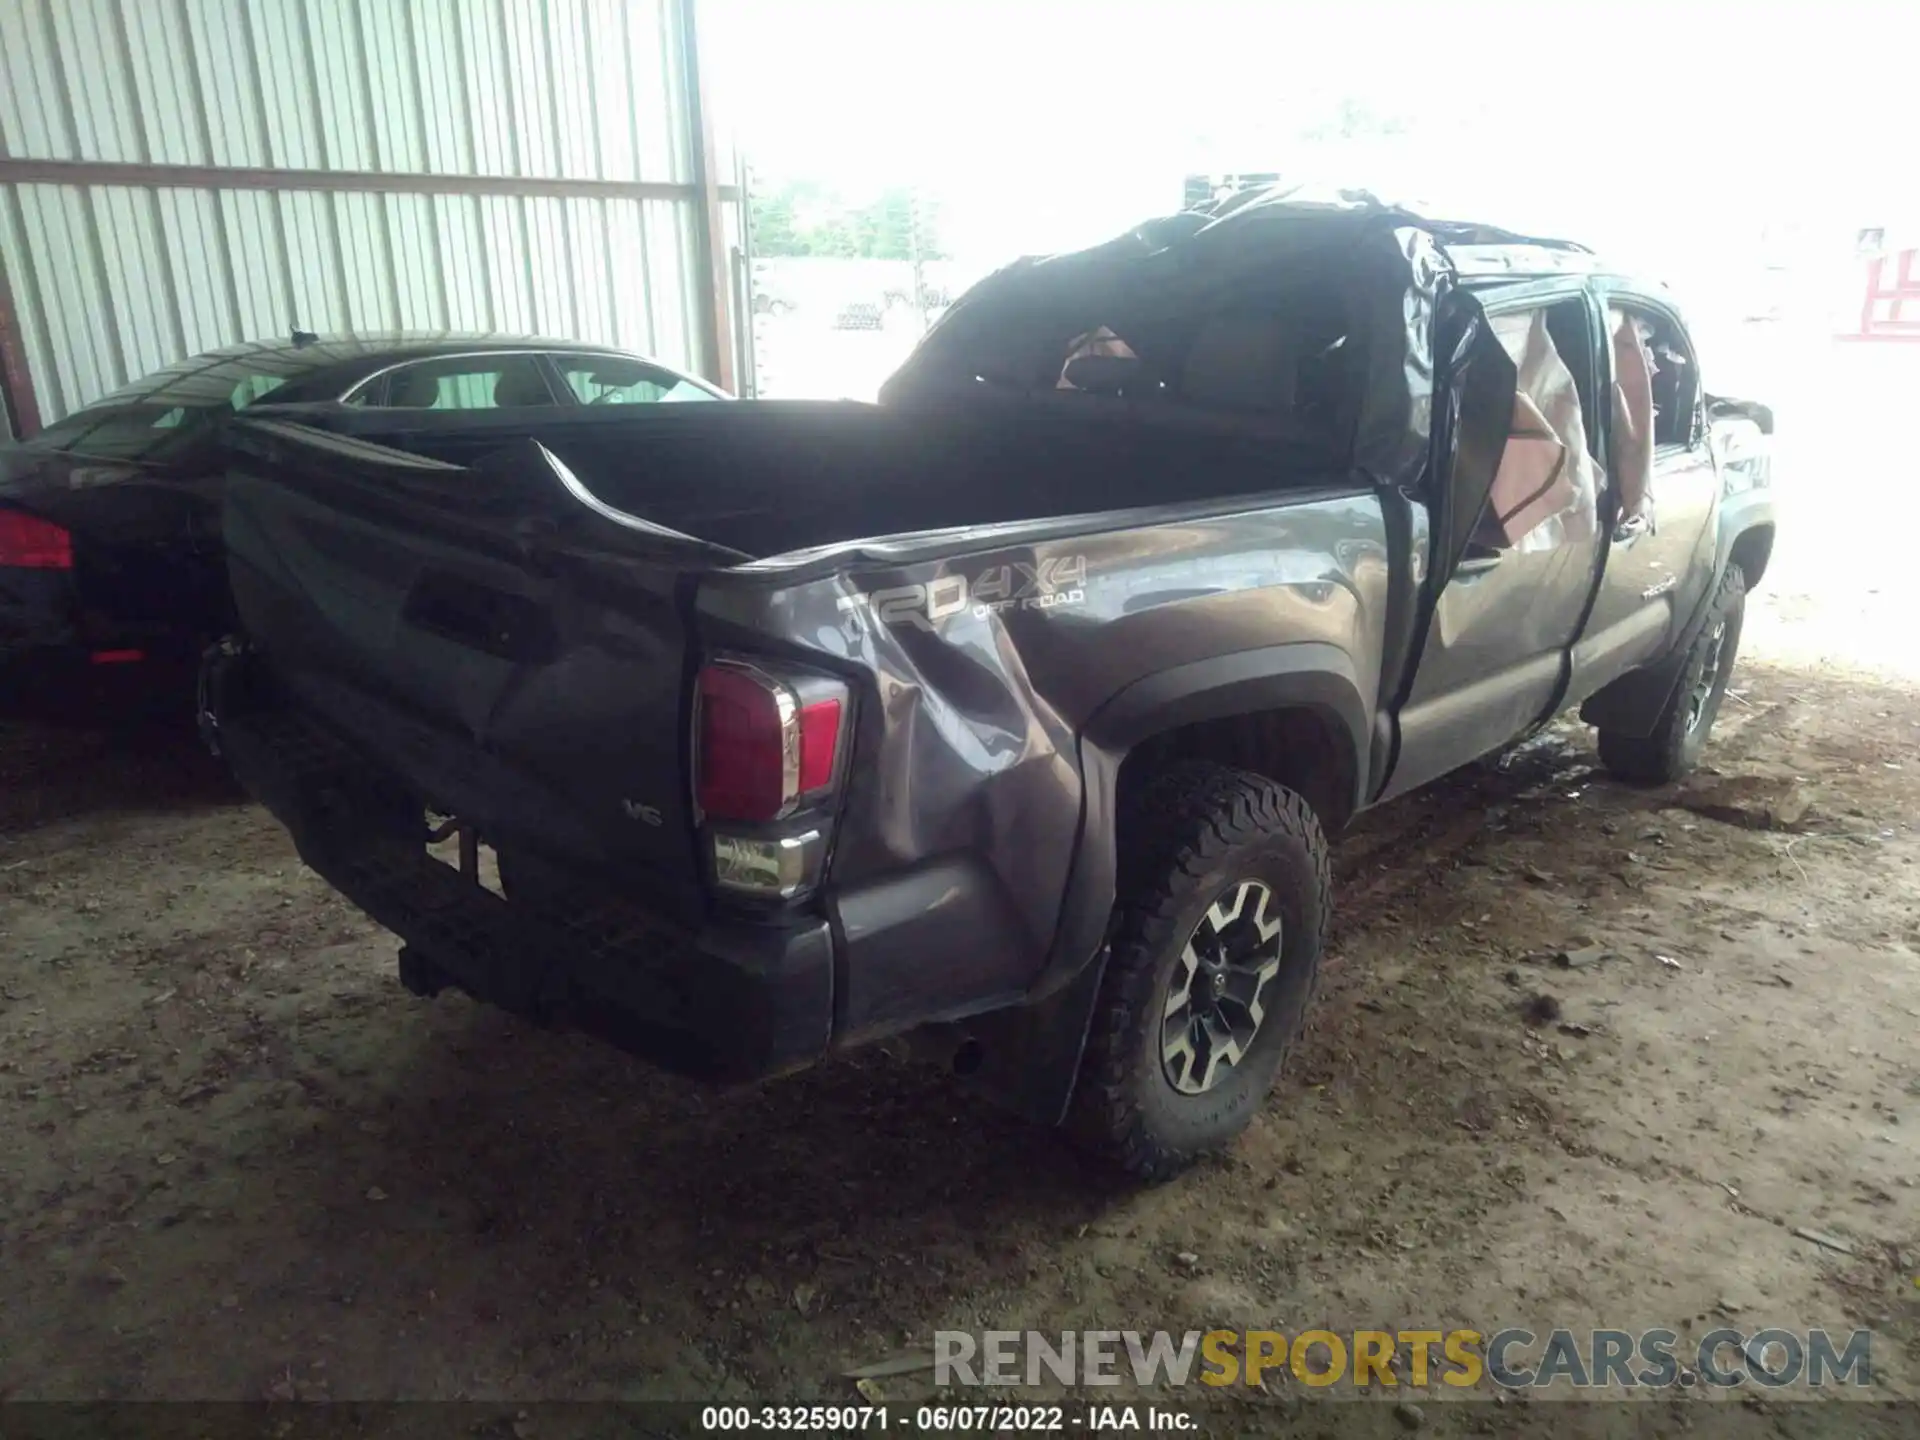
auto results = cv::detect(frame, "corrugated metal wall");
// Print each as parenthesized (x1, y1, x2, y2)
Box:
(0, 0, 730, 425)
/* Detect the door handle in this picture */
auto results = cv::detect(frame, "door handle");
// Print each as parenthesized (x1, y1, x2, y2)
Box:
(1455, 544, 1504, 576)
(1614, 510, 1653, 544)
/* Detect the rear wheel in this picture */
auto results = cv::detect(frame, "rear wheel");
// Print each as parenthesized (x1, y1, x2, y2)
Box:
(1598, 565, 1746, 784)
(1071, 761, 1329, 1180)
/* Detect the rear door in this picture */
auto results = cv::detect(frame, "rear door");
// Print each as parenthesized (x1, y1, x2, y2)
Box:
(222, 417, 724, 914)
(1382, 285, 1607, 799)
(1568, 293, 1720, 703)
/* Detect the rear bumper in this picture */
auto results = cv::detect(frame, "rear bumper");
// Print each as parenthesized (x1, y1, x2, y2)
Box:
(2, 567, 196, 663)
(0, 567, 77, 659)
(213, 697, 836, 1083)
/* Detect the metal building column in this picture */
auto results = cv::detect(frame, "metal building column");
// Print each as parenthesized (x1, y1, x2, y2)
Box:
(0, 256, 40, 439)
(675, 0, 737, 394)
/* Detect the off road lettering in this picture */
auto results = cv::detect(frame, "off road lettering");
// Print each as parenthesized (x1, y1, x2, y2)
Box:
(837, 556, 1090, 631)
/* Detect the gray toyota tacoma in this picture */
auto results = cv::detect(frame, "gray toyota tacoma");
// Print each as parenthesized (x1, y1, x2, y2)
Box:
(201, 190, 1776, 1178)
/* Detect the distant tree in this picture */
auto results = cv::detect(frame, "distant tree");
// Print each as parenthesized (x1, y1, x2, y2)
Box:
(1302, 97, 1409, 143)
(750, 187, 809, 256)
(749, 181, 943, 261)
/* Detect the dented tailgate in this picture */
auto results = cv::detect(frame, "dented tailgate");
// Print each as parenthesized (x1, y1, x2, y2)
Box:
(220, 419, 720, 918)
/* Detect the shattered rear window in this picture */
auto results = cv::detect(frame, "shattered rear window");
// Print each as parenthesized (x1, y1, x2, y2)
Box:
(963, 280, 1367, 459)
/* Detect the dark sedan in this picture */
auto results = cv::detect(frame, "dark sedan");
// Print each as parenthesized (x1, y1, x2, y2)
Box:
(0, 333, 723, 672)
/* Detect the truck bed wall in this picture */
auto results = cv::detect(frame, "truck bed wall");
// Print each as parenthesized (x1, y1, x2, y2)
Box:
(530, 401, 1343, 560)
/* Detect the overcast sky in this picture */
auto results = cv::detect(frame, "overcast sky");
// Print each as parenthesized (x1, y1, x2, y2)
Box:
(708, 0, 1915, 265)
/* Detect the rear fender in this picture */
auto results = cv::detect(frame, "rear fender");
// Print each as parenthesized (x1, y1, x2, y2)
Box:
(1054, 642, 1368, 998)
(958, 647, 1368, 1126)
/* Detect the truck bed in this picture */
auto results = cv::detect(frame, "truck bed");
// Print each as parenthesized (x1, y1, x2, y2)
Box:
(210, 397, 1388, 1093)
(390, 398, 1346, 561)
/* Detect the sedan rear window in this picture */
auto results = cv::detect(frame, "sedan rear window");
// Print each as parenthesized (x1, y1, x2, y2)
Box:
(352, 356, 560, 410)
(34, 370, 291, 457)
(554, 355, 718, 405)
(32, 403, 214, 458)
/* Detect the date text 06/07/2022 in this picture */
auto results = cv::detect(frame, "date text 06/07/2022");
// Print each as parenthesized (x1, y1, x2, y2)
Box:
(698, 1403, 1196, 1431)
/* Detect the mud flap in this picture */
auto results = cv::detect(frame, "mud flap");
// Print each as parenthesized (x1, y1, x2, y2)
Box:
(938, 949, 1112, 1128)
(1578, 639, 1689, 739)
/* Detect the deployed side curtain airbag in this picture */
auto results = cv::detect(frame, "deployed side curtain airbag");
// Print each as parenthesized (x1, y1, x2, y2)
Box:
(1486, 391, 1572, 546)
(1477, 310, 1599, 554)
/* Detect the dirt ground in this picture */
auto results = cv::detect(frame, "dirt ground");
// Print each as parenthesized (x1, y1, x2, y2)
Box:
(2, 342, 1916, 1433)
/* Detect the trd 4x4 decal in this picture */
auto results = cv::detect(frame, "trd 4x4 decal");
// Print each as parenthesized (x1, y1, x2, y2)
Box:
(837, 557, 1089, 632)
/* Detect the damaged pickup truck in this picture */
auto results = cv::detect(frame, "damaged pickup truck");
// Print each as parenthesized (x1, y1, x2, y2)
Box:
(201, 190, 1776, 1178)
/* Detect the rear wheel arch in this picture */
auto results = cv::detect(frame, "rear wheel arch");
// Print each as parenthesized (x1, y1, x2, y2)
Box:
(1085, 644, 1371, 833)
(1116, 702, 1359, 837)
(982, 655, 1366, 1130)
(1040, 649, 1366, 996)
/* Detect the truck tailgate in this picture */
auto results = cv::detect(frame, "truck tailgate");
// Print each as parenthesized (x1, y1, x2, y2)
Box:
(220, 420, 717, 916)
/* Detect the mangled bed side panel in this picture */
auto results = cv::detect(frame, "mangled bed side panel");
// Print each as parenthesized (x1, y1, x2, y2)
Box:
(696, 490, 1391, 1044)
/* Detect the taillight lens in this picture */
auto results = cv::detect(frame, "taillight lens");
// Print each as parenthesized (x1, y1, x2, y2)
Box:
(0, 510, 73, 569)
(696, 660, 846, 823)
(797, 698, 843, 792)
(697, 663, 796, 821)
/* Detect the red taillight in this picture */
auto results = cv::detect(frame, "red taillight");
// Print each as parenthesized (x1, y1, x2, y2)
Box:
(798, 698, 843, 793)
(696, 660, 846, 822)
(0, 510, 73, 569)
(697, 663, 794, 821)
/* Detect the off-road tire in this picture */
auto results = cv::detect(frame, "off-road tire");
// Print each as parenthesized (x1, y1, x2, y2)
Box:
(1071, 761, 1330, 1181)
(1598, 564, 1747, 784)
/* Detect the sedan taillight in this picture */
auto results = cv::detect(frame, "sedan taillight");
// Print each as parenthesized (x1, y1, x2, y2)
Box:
(0, 510, 73, 569)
